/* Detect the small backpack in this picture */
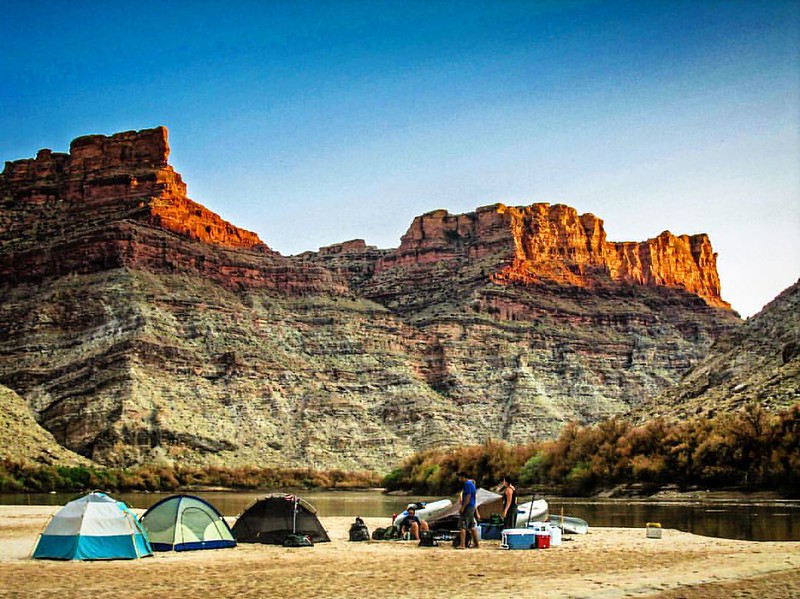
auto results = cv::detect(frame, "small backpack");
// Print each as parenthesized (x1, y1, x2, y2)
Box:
(349, 517, 370, 542)
(372, 524, 401, 540)
(418, 530, 438, 547)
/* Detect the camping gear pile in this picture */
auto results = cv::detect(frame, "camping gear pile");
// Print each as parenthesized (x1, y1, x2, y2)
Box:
(501, 522, 562, 550)
(422, 488, 549, 532)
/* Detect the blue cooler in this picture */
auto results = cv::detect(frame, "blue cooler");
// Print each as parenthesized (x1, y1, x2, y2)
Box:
(501, 528, 535, 550)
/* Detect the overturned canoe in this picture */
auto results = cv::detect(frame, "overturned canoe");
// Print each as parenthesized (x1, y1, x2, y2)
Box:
(392, 499, 453, 529)
(548, 514, 589, 534)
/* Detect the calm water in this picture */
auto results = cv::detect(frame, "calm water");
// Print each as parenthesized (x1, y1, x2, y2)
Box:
(3, 491, 799, 542)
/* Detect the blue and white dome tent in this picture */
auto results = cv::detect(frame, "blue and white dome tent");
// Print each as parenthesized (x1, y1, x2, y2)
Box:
(32, 492, 153, 560)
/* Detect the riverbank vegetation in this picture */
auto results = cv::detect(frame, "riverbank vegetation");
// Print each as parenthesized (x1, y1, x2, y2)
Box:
(1, 404, 795, 497)
(0, 462, 381, 494)
(383, 404, 800, 497)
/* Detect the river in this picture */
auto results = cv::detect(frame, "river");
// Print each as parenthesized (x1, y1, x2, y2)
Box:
(2, 491, 798, 542)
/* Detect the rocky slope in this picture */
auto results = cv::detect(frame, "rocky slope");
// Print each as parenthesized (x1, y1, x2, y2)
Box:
(0, 127, 741, 470)
(0, 384, 90, 465)
(638, 279, 799, 419)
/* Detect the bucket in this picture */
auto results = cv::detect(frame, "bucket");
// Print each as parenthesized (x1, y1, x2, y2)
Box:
(646, 522, 662, 539)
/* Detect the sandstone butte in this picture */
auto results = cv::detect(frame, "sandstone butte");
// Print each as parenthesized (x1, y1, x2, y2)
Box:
(0, 126, 742, 471)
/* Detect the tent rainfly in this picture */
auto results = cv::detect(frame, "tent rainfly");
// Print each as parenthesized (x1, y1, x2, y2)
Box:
(232, 494, 330, 544)
(32, 492, 152, 560)
(140, 494, 236, 552)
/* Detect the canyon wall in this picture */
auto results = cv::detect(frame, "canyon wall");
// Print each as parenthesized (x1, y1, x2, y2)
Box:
(0, 127, 741, 470)
(637, 279, 799, 419)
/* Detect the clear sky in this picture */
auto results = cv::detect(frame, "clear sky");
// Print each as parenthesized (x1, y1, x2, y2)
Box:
(2, 1, 798, 317)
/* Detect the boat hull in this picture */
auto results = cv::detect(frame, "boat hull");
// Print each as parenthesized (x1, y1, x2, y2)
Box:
(512, 499, 549, 527)
(392, 499, 453, 529)
(548, 514, 589, 534)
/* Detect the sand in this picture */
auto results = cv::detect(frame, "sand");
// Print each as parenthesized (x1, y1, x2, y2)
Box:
(0, 506, 798, 598)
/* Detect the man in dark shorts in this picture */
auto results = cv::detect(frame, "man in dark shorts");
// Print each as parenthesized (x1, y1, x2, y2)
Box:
(399, 506, 429, 540)
(456, 471, 479, 549)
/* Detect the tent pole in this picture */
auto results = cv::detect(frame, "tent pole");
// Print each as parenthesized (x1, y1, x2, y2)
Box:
(29, 533, 42, 559)
(29, 513, 53, 559)
(125, 512, 141, 558)
(292, 497, 298, 534)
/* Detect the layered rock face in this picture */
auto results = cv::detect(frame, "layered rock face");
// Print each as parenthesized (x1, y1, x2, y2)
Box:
(0, 127, 741, 470)
(1, 127, 264, 252)
(373, 204, 727, 308)
(0, 127, 343, 295)
(316, 205, 739, 446)
(637, 279, 800, 419)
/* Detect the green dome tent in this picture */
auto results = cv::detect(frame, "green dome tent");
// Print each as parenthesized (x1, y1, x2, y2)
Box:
(232, 494, 330, 545)
(140, 494, 236, 552)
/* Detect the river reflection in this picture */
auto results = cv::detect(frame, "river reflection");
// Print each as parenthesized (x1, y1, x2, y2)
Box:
(3, 491, 798, 542)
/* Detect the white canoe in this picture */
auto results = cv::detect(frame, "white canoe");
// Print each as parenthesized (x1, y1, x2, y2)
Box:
(548, 514, 589, 534)
(392, 499, 453, 529)
(512, 499, 549, 527)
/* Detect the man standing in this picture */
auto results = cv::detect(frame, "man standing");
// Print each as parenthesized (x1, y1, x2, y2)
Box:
(456, 471, 479, 549)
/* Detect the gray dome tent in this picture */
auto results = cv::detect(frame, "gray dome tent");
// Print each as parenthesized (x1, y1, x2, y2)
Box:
(140, 494, 236, 552)
(232, 494, 330, 544)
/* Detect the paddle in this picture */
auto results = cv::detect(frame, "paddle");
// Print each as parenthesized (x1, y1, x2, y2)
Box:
(526, 491, 535, 528)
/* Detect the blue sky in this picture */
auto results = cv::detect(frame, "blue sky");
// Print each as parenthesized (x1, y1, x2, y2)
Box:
(2, 1, 798, 317)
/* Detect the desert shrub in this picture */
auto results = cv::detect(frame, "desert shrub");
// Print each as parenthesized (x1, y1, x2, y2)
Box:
(55, 467, 92, 491)
(380, 405, 799, 496)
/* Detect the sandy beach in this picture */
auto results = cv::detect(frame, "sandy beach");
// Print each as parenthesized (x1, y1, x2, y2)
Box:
(0, 505, 798, 598)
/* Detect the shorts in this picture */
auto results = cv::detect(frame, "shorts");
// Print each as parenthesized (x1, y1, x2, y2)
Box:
(459, 505, 477, 530)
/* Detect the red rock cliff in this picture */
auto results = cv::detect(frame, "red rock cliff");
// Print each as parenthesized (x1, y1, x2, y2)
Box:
(378, 203, 729, 308)
(0, 126, 266, 251)
(0, 127, 350, 295)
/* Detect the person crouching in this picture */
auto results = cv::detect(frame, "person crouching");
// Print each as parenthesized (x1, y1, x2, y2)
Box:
(400, 507, 429, 540)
